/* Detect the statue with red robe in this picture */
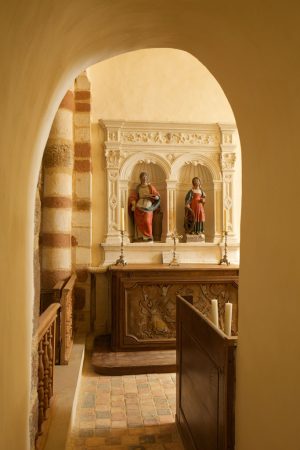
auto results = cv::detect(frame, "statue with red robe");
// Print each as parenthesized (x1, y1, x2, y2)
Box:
(129, 172, 160, 241)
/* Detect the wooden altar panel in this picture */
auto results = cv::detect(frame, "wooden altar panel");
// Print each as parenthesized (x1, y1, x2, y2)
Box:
(109, 264, 239, 351)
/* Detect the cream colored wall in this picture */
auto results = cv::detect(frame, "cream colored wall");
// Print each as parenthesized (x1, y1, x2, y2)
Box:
(1, 2, 300, 450)
(88, 49, 239, 265)
(88, 48, 235, 123)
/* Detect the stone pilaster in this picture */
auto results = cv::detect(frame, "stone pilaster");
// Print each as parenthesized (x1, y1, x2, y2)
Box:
(73, 71, 92, 331)
(219, 124, 238, 242)
(166, 180, 177, 240)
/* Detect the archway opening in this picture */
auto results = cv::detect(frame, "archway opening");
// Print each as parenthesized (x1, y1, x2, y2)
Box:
(35, 47, 241, 448)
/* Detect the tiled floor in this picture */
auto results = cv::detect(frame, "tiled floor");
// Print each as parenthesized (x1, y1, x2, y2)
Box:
(66, 355, 184, 449)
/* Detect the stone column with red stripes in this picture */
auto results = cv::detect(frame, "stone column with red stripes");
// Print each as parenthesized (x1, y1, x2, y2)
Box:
(73, 71, 92, 331)
(41, 91, 74, 289)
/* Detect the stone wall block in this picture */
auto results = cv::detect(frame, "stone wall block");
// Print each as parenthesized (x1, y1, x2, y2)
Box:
(72, 210, 91, 227)
(74, 127, 90, 143)
(42, 208, 72, 233)
(42, 247, 72, 271)
(44, 172, 73, 197)
(74, 113, 90, 128)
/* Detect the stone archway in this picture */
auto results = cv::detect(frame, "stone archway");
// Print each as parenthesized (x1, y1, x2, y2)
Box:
(1, 3, 300, 450)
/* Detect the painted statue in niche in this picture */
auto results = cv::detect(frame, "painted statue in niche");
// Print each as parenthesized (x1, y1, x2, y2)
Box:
(184, 176, 206, 238)
(129, 172, 160, 242)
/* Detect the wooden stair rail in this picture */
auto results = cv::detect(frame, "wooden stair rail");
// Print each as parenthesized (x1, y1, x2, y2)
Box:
(60, 273, 76, 365)
(36, 302, 60, 446)
(176, 295, 237, 450)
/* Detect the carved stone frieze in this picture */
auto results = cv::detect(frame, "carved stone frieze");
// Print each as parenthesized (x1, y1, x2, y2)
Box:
(121, 131, 220, 146)
(105, 149, 121, 168)
(220, 153, 236, 170)
(138, 158, 157, 165)
(108, 130, 118, 142)
(222, 133, 233, 144)
(184, 159, 202, 167)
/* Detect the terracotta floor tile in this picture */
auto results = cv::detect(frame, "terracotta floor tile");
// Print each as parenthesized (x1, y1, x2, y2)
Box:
(111, 420, 127, 428)
(84, 436, 107, 446)
(67, 357, 185, 450)
(96, 418, 111, 428)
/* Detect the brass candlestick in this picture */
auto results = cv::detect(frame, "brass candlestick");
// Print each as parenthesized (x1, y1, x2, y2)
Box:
(115, 230, 127, 266)
(219, 230, 230, 265)
(169, 230, 183, 266)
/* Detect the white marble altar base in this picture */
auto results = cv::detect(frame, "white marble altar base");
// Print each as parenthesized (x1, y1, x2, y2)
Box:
(100, 242, 240, 265)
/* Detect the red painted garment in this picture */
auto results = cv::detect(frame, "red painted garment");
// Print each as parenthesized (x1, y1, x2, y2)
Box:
(185, 188, 206, 234)
(129, 184, 160, 239)
(190, 192, 205, 223)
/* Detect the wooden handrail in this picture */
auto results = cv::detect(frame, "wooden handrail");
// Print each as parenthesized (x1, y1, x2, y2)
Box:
(37, 303, 61, 341)
(60, 273, 77, 364)
(36, 303, 60, 448)
(63, 273, 76, 292)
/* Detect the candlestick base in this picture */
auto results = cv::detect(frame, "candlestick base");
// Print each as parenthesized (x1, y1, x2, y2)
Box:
(168, 256, 180, 267)
(115, 255, 127, 266)
(219, 255, 230, 266)
(113, 230, 127, 266)
(168, 230, 183, 267)
(219, 230, 230, 266)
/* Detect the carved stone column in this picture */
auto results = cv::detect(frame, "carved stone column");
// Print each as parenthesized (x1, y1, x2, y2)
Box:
(119, 179, 130, 242)
(166, 180, 177, 240)
(213, 180, 223, 242)
(105, 149, 122, 244)
(219, 124, 238, 242)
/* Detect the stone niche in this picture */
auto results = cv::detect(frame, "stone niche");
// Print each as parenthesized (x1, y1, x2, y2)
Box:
(100, 120, 240, 265)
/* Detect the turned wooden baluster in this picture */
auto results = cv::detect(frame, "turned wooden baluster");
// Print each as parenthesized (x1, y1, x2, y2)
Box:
(36, 303, 60, 446)
(37, 341, 45, 435)
(47, 325, 54, 398)
(67, 291, 73, 351)
(43, 332, 50, 415)
(60, 274, 76, 364)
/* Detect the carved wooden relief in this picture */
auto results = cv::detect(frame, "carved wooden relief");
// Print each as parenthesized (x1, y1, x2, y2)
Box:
(124, 282, 238, 344)
(110, 266, 239, 351)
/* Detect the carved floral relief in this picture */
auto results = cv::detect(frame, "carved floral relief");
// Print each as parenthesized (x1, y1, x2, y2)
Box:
(121, 131, 220, 146)
(125, 282, 238, 341)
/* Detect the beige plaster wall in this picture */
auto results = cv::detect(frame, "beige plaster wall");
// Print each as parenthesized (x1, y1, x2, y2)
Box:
(88, 49, 239, 265)
(88, 48, 235, 123)
(1, 1, 300, 449)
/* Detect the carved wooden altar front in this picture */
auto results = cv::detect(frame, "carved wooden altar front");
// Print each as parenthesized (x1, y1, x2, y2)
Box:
(109, 264, 239, 351)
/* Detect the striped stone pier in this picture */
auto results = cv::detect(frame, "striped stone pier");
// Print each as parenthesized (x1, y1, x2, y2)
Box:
(73, 71, 92, 331)
(41, 91, 74, 289)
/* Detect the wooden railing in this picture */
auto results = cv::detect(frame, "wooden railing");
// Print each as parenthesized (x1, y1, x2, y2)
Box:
(39, 274, 76, 365)
(176, 295, 237, 450)
(60, 273, 76, 365)
(36, 303, 60, 446)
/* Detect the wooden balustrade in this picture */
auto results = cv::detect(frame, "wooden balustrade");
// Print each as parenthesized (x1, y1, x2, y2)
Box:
(60, 273, 76, 365)
(36, 303, 60, 446)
